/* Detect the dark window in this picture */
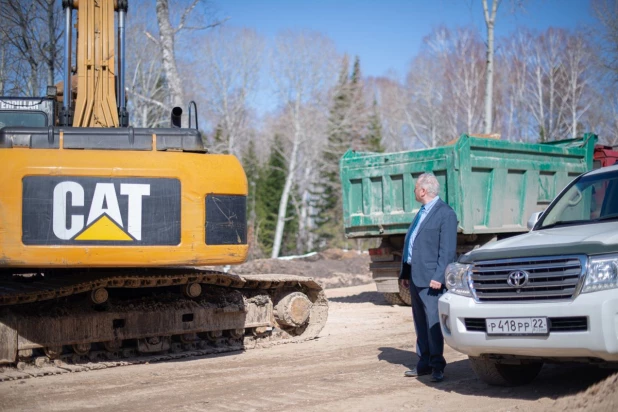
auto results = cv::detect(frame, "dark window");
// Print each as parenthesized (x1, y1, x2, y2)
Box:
(0, 111, 47, 128)
(205, 195, 247, 245)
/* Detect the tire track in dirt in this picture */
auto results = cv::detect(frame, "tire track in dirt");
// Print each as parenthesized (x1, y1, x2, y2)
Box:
(0, 284, 615, 412)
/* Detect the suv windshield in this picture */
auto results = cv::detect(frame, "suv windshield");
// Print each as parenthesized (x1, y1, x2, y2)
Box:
(537, 168, 618, 229)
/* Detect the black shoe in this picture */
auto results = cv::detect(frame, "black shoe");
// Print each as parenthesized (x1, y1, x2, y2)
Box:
(430, 370, 444, 382)
(404, 368, 431, 377)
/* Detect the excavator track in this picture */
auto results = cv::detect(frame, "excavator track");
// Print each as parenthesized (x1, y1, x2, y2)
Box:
(0, 270, 328, 381)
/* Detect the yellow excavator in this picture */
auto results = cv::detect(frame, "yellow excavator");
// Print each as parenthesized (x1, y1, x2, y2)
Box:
(0, 0, 326, 378)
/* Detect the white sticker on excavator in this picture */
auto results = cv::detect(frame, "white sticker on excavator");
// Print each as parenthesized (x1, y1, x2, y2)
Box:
(52, 182, 150, 241)
(22, 177, 180, 245)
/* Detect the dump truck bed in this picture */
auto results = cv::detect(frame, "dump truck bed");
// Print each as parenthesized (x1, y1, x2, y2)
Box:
(340, 134, 597, 238)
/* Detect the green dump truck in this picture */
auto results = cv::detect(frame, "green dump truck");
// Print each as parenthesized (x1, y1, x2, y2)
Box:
(340, 134, 601, 305)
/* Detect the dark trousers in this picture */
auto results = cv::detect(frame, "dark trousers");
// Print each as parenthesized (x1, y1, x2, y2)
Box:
(409, 282, 446, 372)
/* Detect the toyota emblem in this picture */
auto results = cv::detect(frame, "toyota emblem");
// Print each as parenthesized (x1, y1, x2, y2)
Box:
(507, 270, 529, 288)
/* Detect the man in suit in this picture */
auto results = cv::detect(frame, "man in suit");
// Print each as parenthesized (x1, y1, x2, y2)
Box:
(399, 173, 457, 382)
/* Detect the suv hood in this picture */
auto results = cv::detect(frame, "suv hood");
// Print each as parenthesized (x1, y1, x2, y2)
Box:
(459, 222, 618, 263)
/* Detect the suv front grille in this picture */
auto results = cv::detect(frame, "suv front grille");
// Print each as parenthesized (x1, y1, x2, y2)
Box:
(470, 256, 586, 302)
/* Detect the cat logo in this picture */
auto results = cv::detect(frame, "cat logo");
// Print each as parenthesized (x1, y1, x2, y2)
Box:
(22, 176, 181, 245)
(53, 182, 149, 241)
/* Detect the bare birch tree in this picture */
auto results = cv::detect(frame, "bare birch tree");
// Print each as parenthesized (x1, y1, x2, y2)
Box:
(500, 30, 533, 141)
(126, 25, 167, 127)
(151, 0, 226, 119)
(527, 29, 568, 141)
(376, 27, 482, 151)
(0, 31, 7, 95)
(405, 57, 449, 148)
(193, 27, 264, 157)
(154, 0, 185, 110)
(563, 32, 593, 139)
(369, 75, 409, 151)
(451, 28, 485, 134)
(269, 31, 337, 258)
(0, 0, 63, 96)
(129, 58, 167, 127)
(482, 0, 499, 134)
(480, 0, 528, 135)
(121, 8, 167, 128)
(591, 0, 618, 145)
(428, 27, 485, 135)
(608, 100, 618, 145)
(293, 105, 329, 253)
(39, 0, 62, 89)
(592, 0, 618, 81)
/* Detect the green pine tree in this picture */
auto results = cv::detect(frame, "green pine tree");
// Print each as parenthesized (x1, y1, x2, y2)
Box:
(242, 140, 260, 209)
(312, 55, 354, 249)
(313, 56, 373, 250)
(351, 56, 361, 86)
(241, 140, 261, 258)
(254, 135, 298, 256)
(350, 56, 369, 150)
(366, 98, 384, 152)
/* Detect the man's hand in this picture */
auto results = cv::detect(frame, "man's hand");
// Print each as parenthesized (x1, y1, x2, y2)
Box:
(429, 280, 442, 290)
(400, 279, 410, 289)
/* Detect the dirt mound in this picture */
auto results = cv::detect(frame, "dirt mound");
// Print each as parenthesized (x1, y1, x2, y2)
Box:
(548, 372, 618, 411)
(227, 248, 372, 289)
(304, 248, 363, 261)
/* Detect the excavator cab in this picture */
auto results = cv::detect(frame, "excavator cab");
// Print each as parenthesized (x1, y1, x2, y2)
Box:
(0, 0, 249, 266)
(0, 97, 55, 128)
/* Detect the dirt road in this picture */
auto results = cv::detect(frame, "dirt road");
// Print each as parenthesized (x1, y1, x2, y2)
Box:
(0, 284, 615, 412)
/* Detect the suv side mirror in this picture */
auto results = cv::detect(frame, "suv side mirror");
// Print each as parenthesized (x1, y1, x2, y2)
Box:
(527, 211, 543, 230)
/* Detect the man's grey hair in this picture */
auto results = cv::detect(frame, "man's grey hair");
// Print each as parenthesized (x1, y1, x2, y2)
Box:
(417, 173, 440, 196)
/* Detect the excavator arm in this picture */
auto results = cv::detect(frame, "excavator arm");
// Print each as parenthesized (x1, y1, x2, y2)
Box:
(72, 0, 120, 127)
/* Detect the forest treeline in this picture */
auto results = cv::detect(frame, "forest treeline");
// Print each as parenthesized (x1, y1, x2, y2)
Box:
(1, 0, 616, 257)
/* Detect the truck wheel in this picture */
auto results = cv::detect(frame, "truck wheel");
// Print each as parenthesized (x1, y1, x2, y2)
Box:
(382, 284, 412, 306)
(468, 356, 543, 386)
(383, 293, 405, 305)
(398, 283, 411, 306)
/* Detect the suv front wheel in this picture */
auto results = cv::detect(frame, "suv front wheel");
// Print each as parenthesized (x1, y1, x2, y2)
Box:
(468, 356, 543, 386)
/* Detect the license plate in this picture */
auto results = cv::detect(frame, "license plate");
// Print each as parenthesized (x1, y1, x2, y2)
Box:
(485, 317, 548, 335)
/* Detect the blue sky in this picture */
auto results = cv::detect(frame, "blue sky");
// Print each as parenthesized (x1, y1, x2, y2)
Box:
(212, 0, 597, 78)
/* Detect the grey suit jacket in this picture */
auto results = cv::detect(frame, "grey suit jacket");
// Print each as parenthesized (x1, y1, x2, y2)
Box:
(398, 199, 458, 288)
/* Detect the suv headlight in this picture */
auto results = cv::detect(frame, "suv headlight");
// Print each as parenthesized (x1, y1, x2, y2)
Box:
(581, 254, 618, 293)
(445, 262, 473, 297)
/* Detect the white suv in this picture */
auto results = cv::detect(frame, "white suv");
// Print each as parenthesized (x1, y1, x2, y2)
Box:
(439, 164, 618, 385)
